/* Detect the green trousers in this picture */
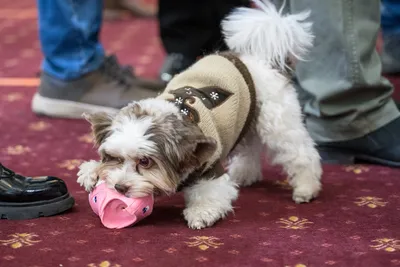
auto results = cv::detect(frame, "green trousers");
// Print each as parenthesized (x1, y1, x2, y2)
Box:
(274, 0, 399, 142)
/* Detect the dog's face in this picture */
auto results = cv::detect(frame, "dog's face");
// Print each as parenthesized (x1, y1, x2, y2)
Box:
(85, 99, 217, 197)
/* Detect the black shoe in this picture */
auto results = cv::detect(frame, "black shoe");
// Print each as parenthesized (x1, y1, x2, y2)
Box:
(159, 53, 196, 83)
(317, 117, 400, 167)
(0, 163, 75, 220)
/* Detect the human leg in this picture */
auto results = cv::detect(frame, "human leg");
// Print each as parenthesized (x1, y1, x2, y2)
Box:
(33, 0, 161, 119)
(276, 0, 400, 167)
(158, 0, 249, 83)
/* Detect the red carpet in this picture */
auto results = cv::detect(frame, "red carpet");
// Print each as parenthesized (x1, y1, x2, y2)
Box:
(1, 1, 400, 267)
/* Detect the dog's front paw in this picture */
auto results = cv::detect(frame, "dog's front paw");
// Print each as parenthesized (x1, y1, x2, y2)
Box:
(183, 206, 228, 230)
(292, 180, 321, 204)
(77, 160, 100, 192)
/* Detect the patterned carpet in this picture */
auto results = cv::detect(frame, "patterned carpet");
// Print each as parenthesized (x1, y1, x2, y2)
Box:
(1, 1, 400, 267)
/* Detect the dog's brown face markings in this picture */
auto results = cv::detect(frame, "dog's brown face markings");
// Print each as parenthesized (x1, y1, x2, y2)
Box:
(84, 101, 217, 196)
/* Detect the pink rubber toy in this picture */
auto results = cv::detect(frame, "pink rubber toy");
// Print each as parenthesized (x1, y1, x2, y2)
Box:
(89, 182, 154, 229)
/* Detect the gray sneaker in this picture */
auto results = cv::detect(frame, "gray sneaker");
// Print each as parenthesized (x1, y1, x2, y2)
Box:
(32, 55, 163, 119)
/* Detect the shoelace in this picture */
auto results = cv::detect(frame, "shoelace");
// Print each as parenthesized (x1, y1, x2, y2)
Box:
(0, 163, 15, 178)
(102, 55, 136, 88)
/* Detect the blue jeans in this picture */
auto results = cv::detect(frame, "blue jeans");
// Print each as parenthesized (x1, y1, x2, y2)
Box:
(381, 0, 400, 35)
(37, 0, 105, 80)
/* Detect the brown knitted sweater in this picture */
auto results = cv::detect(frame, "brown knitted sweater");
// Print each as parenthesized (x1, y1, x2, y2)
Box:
(157, 52, 256, 173)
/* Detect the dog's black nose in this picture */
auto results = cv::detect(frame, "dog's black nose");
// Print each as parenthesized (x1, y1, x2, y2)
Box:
(114, 184, 128, 194)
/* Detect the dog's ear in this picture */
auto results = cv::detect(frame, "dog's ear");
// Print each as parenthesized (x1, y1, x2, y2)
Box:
(83, 112, 114, 147)
(178, 133, 217, 174)
(175, 117, 218, 172)
(146, 112, 217, 174)
(191, 136, 217, 168)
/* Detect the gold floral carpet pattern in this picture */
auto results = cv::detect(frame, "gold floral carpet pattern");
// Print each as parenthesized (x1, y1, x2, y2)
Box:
(1, 1, 400, 267)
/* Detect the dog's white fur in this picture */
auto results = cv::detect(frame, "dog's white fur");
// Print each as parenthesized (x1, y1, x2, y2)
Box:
(77, 0, 322, 229)
(183, 174, 239, 229)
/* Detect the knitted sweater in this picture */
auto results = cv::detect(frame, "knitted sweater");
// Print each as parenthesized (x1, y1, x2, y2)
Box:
(157, 52, 256, 173)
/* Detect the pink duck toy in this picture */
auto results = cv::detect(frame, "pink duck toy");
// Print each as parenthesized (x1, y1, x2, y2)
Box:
(88, 181, 154, 229)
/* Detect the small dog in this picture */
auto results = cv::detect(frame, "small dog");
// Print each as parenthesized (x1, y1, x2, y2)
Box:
(78, 0, 322, 229)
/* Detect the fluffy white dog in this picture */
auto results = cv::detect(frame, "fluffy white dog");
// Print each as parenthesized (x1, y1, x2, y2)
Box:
(78, 0, 322, 229)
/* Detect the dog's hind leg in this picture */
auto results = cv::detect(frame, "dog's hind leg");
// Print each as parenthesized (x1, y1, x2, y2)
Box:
(255, 83, 322, 203)
(239, 54, 322, 203)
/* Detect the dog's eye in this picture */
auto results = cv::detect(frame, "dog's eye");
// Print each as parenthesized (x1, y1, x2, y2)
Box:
(138, 157, 153, 169)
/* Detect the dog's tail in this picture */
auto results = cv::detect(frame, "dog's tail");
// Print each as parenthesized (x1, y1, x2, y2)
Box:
(221, 0, 314, 70)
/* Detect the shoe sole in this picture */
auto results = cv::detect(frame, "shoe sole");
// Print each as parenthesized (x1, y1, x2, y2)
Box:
(318, 147, 400, 168)
(31, 93, 118, 119)
(0, 194, 75, 220)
